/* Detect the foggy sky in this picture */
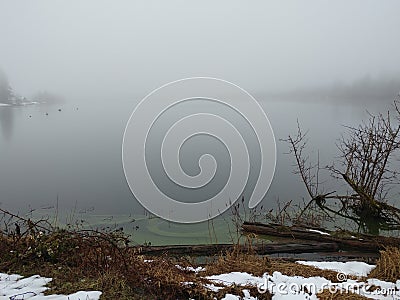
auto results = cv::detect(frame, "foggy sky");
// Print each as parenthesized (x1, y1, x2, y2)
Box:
(0, 0, 400, 101)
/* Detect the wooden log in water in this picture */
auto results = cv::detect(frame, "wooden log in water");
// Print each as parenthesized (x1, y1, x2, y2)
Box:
(137, 241, 338, 256)
(242, 222, 400, 252)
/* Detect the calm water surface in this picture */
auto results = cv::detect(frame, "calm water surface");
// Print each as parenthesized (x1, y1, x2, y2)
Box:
(0, 96, 387, 244)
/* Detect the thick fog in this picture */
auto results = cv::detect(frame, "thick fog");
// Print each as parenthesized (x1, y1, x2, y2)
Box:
(0, 0, 400, 101)
(1, 2, 400, 242)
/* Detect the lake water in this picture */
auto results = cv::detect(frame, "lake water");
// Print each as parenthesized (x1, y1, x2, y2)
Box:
(0, 95, 394, 245)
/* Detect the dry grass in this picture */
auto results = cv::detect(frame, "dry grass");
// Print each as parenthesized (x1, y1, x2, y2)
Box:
(0, 226, 274, 299)
(203, 251, 348, 284)
(1, 208, 398, 299)
(368, 247, 400, 283)
(203, 245, 271, 277)
(0, 227, 382, 299)
(0, 211, 272, 299)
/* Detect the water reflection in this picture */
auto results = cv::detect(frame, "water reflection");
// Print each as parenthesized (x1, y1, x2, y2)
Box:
(0, 107, 14, 140)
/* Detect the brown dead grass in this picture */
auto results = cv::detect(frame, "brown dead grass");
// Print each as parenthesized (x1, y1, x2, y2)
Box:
(203, 251, 347, 283)
(1, 211, 396, 299)
(368, 247, 400, 283)
(0, 228, 273, 299)
(203, 246, 271, 277)
(0, 229, 378, 300)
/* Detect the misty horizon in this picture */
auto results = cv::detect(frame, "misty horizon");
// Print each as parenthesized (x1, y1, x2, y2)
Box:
(1, 1, 400, 244)
(1, 1, 400, 102)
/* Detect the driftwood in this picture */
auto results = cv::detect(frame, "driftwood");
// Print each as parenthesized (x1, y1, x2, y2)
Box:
(242, 222, 400, 252)
(137, 242, 338, 256)
(132, 222, 400, 257)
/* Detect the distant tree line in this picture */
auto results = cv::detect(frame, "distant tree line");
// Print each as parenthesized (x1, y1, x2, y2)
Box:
(0, 69, 12, 104)
(0, 68, 64, 105)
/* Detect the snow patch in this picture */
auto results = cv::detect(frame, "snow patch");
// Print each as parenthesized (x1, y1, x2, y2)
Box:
(307, 229, 331, 236)
(175, 265, 205, 273)
(296, 261, 375, 277)
(0, 273, 101, 300)
(204, 261, 400, 299)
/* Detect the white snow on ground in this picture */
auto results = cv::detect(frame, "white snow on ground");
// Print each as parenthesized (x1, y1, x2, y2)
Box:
(296, 260, 375, 277)
(175, 265, 205, 273)
(207, 272, 264, 287)
(0, 273, 101, 300)
(2, 261, 399, 300)
(0, 103, 10, 106)
(204, 261, 400, 300)
(221, 290, 257, 300)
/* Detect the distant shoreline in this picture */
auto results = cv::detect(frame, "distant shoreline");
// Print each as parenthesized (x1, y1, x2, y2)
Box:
(0, 101, 40, 107)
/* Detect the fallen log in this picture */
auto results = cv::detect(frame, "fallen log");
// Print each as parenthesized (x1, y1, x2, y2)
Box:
(137, 241, 338, 256)
(242, 222, 400, 252)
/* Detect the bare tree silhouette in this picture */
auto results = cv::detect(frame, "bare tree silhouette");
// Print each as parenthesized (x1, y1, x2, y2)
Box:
(285, 102, 400, 234)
